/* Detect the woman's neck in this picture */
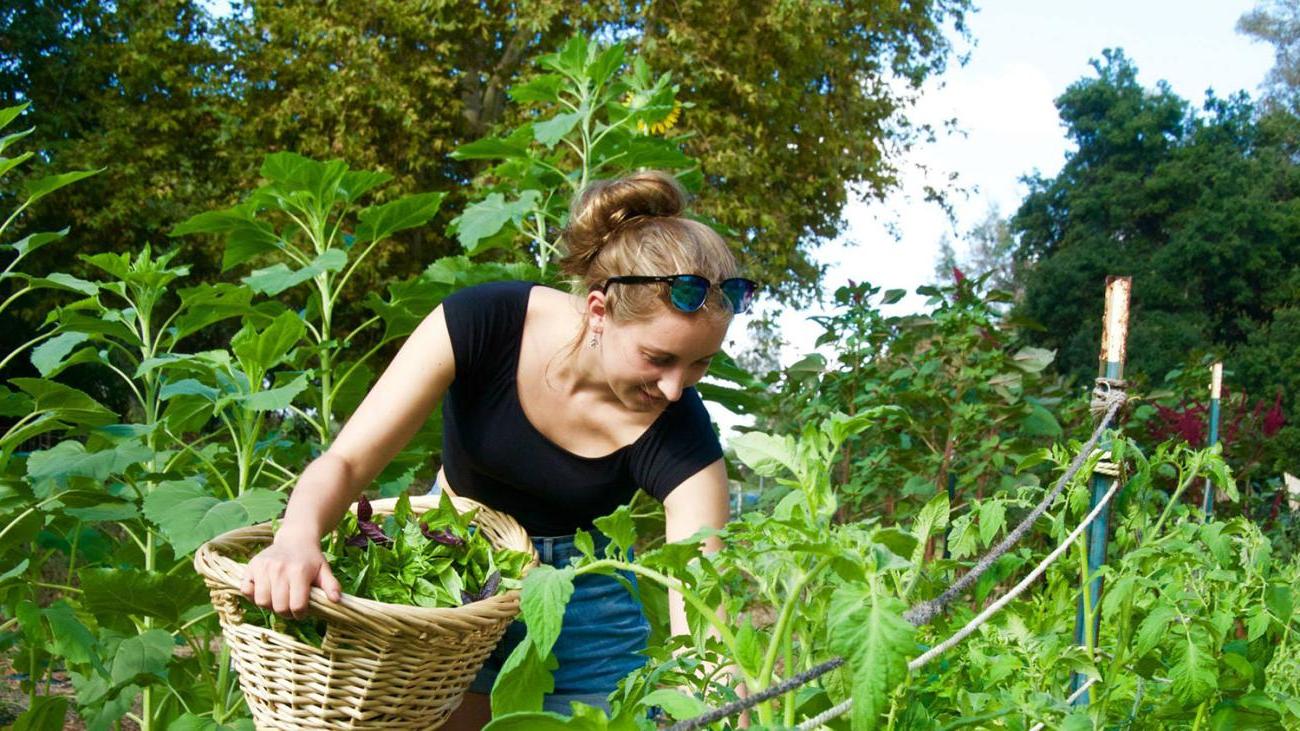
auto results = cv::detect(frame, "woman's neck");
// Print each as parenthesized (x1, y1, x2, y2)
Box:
(546, 297, 616, 401)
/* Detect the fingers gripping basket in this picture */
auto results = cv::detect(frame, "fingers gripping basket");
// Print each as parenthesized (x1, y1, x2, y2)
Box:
(193, 495, 538, 730)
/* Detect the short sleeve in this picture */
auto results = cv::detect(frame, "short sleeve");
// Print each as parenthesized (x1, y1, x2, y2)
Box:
(630, 389, 724, 502)
(440, 281, 534, 381)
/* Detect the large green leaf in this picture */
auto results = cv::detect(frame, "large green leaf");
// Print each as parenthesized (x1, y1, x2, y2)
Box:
(491, 565, 576, 715)
(0, 102, 30, 131)
(20, 271, 99, 296)
(261, 152, 347, 203)
(533, 112, 582, 147)
(508, 74, 566, 105)
(142, 481, 286, 555)
(491, 641, 559, 717)
(639, 689, 707, 721)
(30, 332, 90, 377)
(729, 431, 799, 478)
(1135, 605, 1175, 658)
(356, 192, 445, 242)
(519, 565, 575, 654)
(159, 378, 219, 402)
(0, 146, 34, 176)
(1170, 622, 1218, 705)
(455, 191, 542, 254)
(1010, 346, 1055, 373)
(242, 374, 309, 412)
(231, 310, 306, 376)
(7, 228, 67, 258)
(338, 170, 393, 203)
(26, 440, 152, 498)
(9, 695, 68, 731)
(242, 248, 346, 296)
(828, 583, 915, 729)
(80, 568, 210, 624)
(43, 600, 98, 665)
(110, 629, 174, 686)
(170, 283, 257, 341)
(909, 492, 949, 570)
(592, 504, 636, 557)
(23, 168, 103, 204)
(171, 206, 282, 272)
(0, 385, 32, 417)
(12, 378, 116, 426)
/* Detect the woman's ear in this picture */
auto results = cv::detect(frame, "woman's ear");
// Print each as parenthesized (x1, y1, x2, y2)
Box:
(586, 290, 607, 334)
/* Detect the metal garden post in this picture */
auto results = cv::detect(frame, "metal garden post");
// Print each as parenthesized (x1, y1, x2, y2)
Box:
(1202, 361, 1223, 517)
(1071, 276, 1131, 704)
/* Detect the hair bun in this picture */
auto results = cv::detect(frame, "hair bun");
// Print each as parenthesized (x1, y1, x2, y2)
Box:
(560, 171, 686, 277)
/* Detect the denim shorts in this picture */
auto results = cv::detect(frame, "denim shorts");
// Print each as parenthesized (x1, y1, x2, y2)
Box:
(430, 486, 651, 714)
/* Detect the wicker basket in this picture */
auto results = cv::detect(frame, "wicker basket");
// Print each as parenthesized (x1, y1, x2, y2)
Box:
(193, 495, 537, 730)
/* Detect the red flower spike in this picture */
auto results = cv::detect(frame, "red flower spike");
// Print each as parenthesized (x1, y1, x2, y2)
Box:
(1264, 390, 1285, 437)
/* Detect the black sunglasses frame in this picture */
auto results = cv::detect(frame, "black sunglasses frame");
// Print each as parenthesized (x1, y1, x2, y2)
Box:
(594, 274, 758, 314)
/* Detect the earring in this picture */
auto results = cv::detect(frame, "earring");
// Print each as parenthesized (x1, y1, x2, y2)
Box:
(589, 334, 599, 348)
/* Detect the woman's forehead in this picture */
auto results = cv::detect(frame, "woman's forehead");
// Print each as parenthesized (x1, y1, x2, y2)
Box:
(627, 310, 728, 354)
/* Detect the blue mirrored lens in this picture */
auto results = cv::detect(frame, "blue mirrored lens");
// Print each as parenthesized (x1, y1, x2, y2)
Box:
(668, 276, 710, 312)
(720, 278, 757, 313)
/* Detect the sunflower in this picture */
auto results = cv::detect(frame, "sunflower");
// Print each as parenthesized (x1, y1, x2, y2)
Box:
(625, 91, 683, 135)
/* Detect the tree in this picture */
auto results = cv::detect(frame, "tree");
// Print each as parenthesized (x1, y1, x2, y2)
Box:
(3, 0, 971, 304)
(1011, 50, 1300, 473)
(1239, 0, 1300, 113)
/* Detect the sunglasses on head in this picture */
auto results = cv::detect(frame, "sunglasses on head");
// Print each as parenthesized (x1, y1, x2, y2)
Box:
(594, 274, 758, 314)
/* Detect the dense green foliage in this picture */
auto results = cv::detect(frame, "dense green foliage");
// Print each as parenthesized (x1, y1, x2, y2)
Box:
(1, 0, 970, 303)
(1010, 51, 1300, 477)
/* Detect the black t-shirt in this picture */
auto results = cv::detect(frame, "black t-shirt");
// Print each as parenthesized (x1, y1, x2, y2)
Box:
(440, 280, 723, 536)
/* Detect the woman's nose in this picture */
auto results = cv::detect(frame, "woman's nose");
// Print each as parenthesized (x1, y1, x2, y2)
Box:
(658, 370, 685, 402)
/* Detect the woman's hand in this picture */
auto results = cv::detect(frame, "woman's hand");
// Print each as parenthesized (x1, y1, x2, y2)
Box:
(241, 527, 342, 619)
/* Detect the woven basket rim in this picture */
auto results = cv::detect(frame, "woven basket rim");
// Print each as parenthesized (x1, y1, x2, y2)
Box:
(194, 494, 538, 632)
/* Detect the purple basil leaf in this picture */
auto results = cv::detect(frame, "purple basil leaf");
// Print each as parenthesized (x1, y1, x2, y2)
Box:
(359, 520, 391, 547)
(460, 590, 475, 606)
(421, 525, 465, 547)
(356, 494, 373, 522)
(345, 533, 369, 549)
(476, 570, 502, 600)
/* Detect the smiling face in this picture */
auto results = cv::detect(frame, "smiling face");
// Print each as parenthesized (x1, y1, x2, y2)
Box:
(592, 298, 730, 412)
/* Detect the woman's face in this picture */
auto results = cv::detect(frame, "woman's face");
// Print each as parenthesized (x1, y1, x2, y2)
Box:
(599, 305, 730, 412)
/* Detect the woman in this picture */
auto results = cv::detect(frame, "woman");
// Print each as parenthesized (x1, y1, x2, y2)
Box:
(240, 170, 755, 725)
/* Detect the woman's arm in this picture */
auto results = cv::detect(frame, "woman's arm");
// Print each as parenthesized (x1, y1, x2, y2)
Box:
(663, 458, 749, 722)
(242, 305, 457, 617)
(662, 458, 729, 636)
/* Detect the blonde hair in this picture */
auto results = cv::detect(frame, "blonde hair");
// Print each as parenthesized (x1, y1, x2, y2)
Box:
(559, 171, 738, 323)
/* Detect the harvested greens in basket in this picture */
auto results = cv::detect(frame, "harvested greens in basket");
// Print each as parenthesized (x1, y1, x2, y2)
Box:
(244, 492, 532, 645)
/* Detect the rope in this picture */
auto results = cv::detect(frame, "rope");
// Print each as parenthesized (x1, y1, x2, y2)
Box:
(903, 379, 1127, 626)
(793, 478, 1124, 730)
(663, 658, 844, 731)
(795, 698, 852, 731)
